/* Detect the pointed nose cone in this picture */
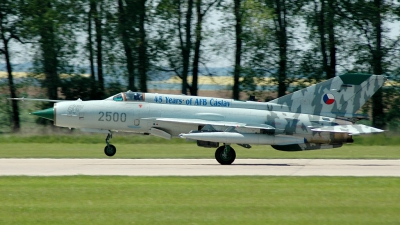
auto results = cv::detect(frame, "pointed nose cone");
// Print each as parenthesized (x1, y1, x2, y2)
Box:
(31, 108, 54, 121)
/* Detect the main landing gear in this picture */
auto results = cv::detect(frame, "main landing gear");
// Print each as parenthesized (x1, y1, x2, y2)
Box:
(104, 133, 116, 157)
(102, 131, 236, 164)
(215, 145, 236, 165)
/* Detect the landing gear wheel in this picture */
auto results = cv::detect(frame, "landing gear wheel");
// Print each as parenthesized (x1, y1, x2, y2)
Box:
(215, 145, 236, 165)
(104, 144, 116, 157)
(104, 132, 116, 157)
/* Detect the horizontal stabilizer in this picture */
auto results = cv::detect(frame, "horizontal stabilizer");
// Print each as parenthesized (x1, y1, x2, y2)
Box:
(311, 124, 384, 135)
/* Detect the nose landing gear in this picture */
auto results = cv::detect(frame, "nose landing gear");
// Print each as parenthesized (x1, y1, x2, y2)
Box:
(104, 133, 116, 157)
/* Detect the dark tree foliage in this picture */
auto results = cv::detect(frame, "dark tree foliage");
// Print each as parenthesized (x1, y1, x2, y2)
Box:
(117, 0, 137, 92)
(232, 0, 243, 100)
(301, 0, 337, 80)
(2, 0, 400, 132)
(21, 0, 78, 101)
(0, 0, 23, 132)
(91, 0, 105, 98)
(337, 0, 394, 129)
(60, 76, 94, 101)
(116, 0, 149, 93)
(155, 0, 194, 95)
(241, 0, 296, 98)
(191, 0, 220, 96)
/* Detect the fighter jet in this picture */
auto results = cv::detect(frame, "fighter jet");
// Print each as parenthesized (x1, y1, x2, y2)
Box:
(11, 73, 386, 164)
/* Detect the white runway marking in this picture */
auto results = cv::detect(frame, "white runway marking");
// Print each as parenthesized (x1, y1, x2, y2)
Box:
(1, 159, 400, 176)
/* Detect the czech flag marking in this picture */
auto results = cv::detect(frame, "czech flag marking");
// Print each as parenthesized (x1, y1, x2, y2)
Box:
(323, 93, 335, 105)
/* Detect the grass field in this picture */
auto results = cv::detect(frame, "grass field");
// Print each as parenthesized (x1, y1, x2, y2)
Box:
(1, 132, 400, 144)
(0, 132, 398, 159)
(0, 176, 399, 225)
(1, 143, 400, 159)
(1, 134, 399, 224)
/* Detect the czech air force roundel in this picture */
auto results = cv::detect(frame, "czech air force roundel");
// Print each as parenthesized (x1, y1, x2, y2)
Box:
(323, 93, 335, 105)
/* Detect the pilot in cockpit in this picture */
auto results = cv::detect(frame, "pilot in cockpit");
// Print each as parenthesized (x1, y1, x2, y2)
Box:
(111, 92, 143, 101)
(133, 93, 139, 100)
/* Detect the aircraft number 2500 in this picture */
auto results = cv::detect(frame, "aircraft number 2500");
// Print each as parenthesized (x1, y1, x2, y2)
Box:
(98, 112, 127, 122)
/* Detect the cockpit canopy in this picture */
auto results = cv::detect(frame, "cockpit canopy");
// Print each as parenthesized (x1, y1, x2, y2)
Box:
(108, 91, 144, 102)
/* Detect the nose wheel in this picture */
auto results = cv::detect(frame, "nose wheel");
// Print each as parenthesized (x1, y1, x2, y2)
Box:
(104, 133, 116, 157)
(215, 145, 236, 165)
(104, 144, 116, 157)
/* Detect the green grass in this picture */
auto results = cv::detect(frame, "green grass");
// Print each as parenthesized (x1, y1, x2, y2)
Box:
(0, 133, 399, 159)
(0, 176, 399, 225)
(0, 132, 399, 145)
(0, 143, 399, 159)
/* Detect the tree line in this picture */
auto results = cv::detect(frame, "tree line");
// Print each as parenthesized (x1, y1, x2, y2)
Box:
(1, 0, 400, 132)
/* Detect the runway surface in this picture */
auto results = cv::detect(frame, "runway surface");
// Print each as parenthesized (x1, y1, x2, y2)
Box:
(1, 158, 400, 176)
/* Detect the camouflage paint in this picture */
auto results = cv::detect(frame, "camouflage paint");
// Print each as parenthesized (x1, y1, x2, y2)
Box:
(269, 74, 386, 118)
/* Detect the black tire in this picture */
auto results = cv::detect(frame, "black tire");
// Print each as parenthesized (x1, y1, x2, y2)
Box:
(104, 144, 117, 157)
(215, 145, 236, 165)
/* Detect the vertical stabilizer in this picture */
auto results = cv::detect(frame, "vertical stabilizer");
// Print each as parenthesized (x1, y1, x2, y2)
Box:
(268, 74, 386, 118)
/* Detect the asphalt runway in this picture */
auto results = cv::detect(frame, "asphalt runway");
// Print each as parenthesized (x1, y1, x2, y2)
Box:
(1, 158, 400, 176)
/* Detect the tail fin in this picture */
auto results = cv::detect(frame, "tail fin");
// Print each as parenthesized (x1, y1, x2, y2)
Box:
(269, 74, 386, 118)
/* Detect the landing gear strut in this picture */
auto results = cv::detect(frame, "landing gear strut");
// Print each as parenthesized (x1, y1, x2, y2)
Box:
(215, 145, 236, 165)
(104, 133, 116, 157)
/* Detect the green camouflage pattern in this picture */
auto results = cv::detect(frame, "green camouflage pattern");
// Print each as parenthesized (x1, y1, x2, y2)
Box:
(269, 74, 387, 118)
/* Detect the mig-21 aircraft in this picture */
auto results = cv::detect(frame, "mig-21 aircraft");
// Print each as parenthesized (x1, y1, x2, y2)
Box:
(10, 73, 386, 164)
